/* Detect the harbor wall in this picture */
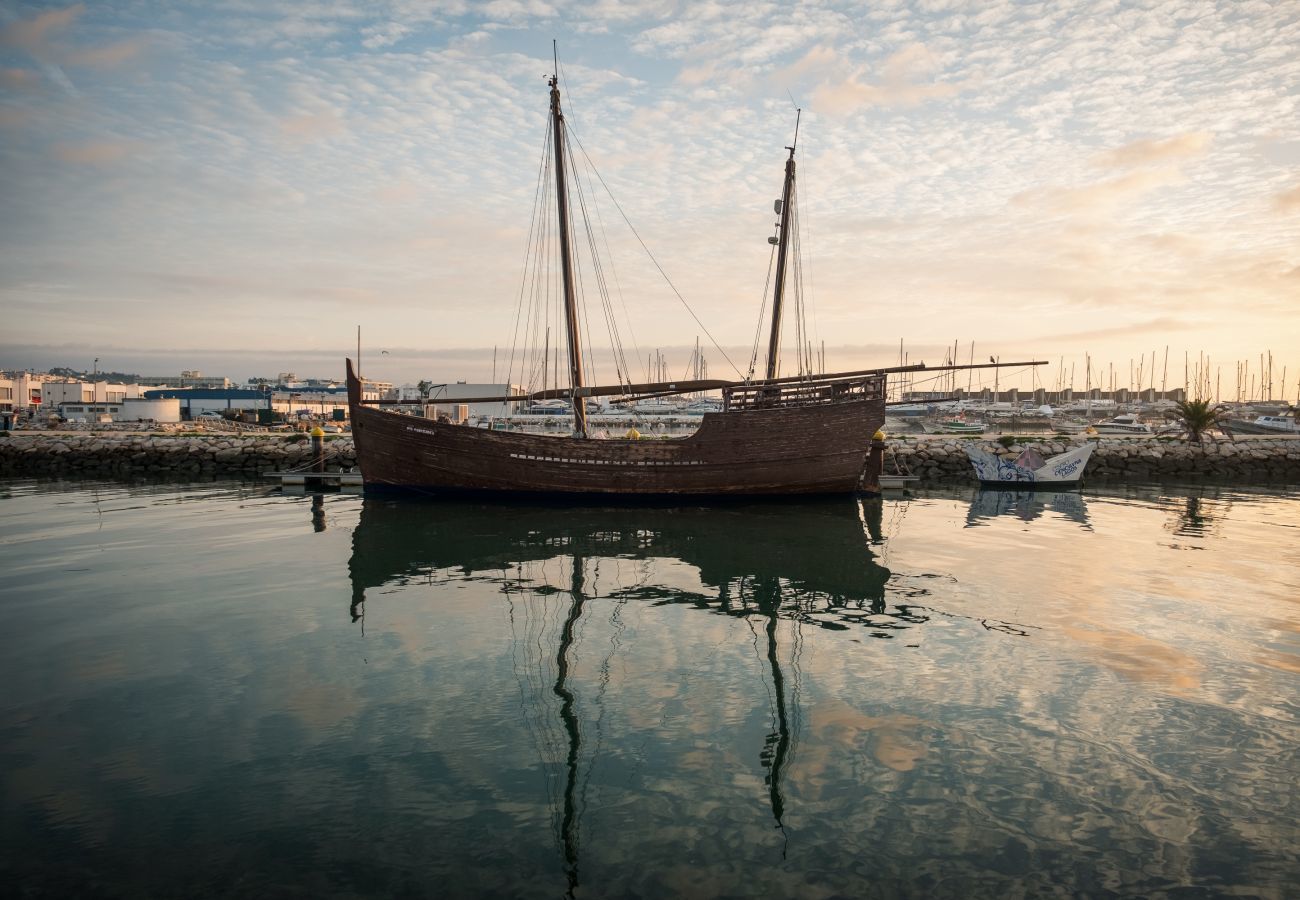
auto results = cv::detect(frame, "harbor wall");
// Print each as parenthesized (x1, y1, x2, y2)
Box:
(0, 432, 1298, 482)
(886, 436, 1300, 482)
(0, 434, 358, 478)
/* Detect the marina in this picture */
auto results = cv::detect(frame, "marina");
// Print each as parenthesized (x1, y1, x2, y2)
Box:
(3, 5, 1299, 897)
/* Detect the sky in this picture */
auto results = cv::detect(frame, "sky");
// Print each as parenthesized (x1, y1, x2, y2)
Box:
(1, 0, 1297, 398)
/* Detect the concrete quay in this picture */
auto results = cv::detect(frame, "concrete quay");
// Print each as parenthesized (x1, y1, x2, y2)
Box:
(1, 432, 1298, 483)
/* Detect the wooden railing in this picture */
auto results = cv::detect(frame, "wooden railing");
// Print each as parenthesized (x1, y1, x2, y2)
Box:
(723, 375, 886, 411)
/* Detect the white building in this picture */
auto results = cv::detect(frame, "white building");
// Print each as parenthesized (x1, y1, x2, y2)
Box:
(0, 372, 44, 416)
(42, 381, 149, 408)
(55, 397, 182, 424)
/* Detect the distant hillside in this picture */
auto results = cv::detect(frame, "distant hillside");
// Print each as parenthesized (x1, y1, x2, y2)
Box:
(49, 366, 144, 382)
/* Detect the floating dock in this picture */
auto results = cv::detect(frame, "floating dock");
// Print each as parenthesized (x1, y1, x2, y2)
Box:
(878, 474, 920, 490)
(264, 470, 363, 489)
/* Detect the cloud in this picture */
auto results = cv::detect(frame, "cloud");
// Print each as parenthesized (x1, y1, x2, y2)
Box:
(0, 3, 83, 54)
(64, 37, 147, 69)
(1092, 132, 1213, 169)
(1273, 183, 1300, 214)
(279, 112, 345, 142)
(0, 106, 32, 129)
(54, 140, 133, 165)
(0, 3, 84, 94)
(811, 44, 962, 114)
(1032, 317, 1195, 345)
(763, 44, 840, 91)
(479, 0, 556, 24)
(361, 22, 412, 49)
(1013, 168, 1184, 215)
(0, 66, 39, 90)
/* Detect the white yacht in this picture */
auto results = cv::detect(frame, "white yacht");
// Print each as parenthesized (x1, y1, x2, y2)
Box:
(1227, 414, 1298, 436)
(1090, 413, 1153, 435)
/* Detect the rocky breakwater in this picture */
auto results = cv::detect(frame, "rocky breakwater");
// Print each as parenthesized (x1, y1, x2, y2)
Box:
(0, 433, 357, 478)
(887, 436, 1300, 482)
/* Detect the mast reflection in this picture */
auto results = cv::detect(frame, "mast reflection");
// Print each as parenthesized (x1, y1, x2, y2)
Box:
(554, 553, 585, 897)
(346, 497, 892, 890)
(759, 576, 792, 850)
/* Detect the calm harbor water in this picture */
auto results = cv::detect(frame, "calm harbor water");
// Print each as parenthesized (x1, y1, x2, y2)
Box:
(1, 479, 1297, 898)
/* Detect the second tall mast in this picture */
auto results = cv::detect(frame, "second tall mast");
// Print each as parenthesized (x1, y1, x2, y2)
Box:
(765, 111, 800, 381)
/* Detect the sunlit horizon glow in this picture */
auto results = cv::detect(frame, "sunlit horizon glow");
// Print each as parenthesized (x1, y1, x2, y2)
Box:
(1, 2, 1297, 398)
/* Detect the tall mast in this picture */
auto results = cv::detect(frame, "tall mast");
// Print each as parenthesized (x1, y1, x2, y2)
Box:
(764, 110, 800, 381)
(549, 45, 587, 437)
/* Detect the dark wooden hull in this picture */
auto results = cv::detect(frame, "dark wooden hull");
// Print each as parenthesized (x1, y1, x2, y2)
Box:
(348, 365, 884, 496)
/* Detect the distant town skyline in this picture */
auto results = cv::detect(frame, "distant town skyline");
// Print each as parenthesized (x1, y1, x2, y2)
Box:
(2, 1, 1297, 397)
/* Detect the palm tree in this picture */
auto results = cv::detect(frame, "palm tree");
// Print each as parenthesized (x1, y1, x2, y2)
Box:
(1171, 398, 1230, 442)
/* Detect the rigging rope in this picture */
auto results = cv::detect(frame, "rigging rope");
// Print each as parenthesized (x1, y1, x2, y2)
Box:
(568, 131, 745, 379)
(749, 244, 777, 380)
(507, 119, 556, 394)
(565, 127, 633, 388)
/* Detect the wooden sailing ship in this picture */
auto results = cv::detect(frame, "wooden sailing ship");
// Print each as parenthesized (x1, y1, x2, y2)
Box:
(345, 57, 1037, 496)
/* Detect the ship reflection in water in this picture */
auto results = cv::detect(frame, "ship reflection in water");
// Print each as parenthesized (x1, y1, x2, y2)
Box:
(348, 498, 895, 894)
(333, 491, 1292, 897)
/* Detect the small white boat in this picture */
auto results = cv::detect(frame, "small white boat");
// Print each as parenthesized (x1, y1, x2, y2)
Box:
(923, 418, 985, 435)
(682, 398, 723, 415)
(1226, 414, 1298, 435)
(1090, 413, 1153, 435)
(965, 442, 1096, 487)
(887, 403, 932, 418)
